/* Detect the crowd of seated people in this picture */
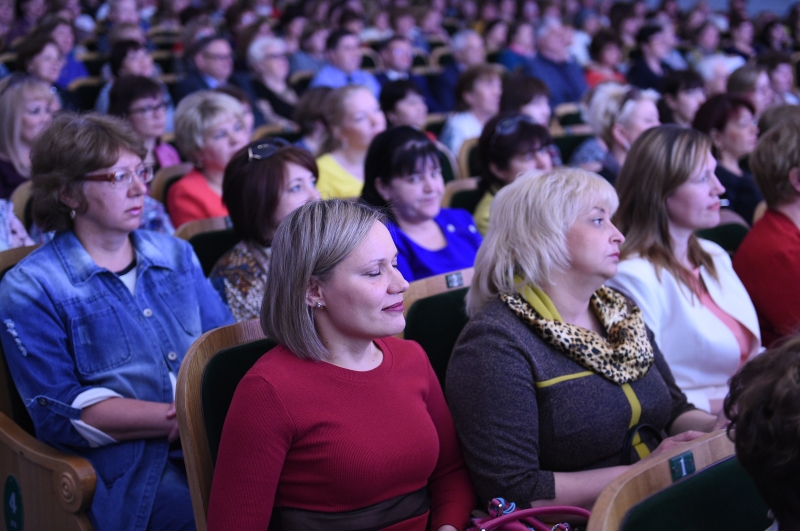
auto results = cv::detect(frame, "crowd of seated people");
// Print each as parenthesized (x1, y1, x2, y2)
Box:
(3, 0, 800, 529)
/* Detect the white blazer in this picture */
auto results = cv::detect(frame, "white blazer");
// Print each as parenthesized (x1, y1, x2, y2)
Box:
(606, 239, 761, 412)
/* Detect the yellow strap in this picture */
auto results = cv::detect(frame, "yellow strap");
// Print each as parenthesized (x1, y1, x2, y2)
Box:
(621, 383, 650, 459)
(515, 278, 563, 322)
(535, 371, 593, 388)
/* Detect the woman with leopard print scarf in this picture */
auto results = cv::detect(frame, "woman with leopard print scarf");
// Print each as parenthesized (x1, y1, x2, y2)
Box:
(445, 168, 727, 511)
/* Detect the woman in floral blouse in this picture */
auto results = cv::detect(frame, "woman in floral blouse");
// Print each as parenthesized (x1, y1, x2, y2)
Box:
(209, 139, 320, 321)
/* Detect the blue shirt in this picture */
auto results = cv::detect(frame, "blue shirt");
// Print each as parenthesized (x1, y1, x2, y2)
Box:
(0, 230, 233, 531)
(309, 64, 381, 97)
(524, 54, 588, 107)
(389, 208, 483, 282)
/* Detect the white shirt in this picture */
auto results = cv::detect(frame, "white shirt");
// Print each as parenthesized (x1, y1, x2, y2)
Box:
(606, 239, 761, 412)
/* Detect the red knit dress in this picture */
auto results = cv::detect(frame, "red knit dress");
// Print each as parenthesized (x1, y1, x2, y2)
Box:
(206, 336, 476, 531)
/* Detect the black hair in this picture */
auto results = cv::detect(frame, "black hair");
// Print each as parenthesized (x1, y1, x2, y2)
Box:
(325, 28, 355, 51)
(379, 79, 423, 120)
(108, 75, 163, 117)
(361, 125, 441, 220)
(109, 39, 146, 78)
(478, 112, 552, 194)
(589, 28, 621, 62)
(657, 69, 704, 124)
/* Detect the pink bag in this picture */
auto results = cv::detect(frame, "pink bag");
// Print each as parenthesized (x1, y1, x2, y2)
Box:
(468, 498, 591, 531)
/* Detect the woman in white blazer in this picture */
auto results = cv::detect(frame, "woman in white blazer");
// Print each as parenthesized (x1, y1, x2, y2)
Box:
(607, 125, 760, 414)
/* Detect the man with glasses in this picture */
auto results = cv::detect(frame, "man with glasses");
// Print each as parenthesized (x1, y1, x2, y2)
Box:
(309, 29, 381, 97)
(173, 35, 259, 108)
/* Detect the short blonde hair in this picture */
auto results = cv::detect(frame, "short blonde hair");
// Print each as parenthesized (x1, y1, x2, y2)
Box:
(586, 82, 660, 146)
(467, 168, 619, 316)
(174, 90, 243, 161)
(751, 120, 800, 209)
(261, 199, 385, 361)
(0, 76, 55, 177)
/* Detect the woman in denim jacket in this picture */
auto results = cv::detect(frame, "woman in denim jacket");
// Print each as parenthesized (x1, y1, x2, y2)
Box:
(0, 113, 234, 531)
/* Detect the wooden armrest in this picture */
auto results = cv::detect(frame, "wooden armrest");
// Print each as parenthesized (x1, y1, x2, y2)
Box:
(0, 412, 95, 513)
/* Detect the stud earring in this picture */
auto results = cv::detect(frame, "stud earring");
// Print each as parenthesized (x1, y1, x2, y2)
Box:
(316, 302, 323, 309)
(70, 210, 76, 219)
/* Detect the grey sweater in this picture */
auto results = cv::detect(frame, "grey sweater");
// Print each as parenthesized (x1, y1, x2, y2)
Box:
(445, 299, 693, 507)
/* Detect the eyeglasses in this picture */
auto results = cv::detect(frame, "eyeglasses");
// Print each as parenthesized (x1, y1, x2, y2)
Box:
(247, 138, 289, 161)
(489, 114, 537, 150)
(80, 166, 154, 186)
(128, 101, 168, 116)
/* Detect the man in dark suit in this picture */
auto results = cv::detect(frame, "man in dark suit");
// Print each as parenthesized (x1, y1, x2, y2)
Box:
(375, 36, 441, 113)
(432, 29, 486, 112)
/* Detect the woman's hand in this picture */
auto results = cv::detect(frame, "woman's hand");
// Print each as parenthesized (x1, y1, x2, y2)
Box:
(647, 430, 706, 459)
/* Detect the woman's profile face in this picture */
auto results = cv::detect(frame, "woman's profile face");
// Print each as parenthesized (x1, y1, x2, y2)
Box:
(75, 150, 148, 237)
(313, 220, 409, 340)
(20, 96, 55, 145)
(378, 157, 444, 223)
(749, 71, 773, 117)
(337, 90, 386, 150)
(665, 149, 724, 232)
(271, 161, 320, 228)
(718, 106, 758, 160)
(492, 146, 552, 183)
(464, 75, 502, 116)
(520, 95, 551, 125)
(565, 199, 625, 284)
(28, 43, 65, 85)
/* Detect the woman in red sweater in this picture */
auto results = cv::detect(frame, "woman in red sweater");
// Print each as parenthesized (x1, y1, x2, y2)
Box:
(207, 199, 476, 531)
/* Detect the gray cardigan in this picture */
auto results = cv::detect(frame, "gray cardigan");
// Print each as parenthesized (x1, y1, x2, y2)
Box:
(445, 299, 693, 507)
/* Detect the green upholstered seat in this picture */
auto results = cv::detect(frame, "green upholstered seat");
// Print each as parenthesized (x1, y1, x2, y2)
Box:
(201, 338, 278, 465)
(450, 189, 483, 214)
(403, 287, 469, 391)
(438, 148, 456, 183)
(620, 456, 771, 531)
(188, 228, 240, 277)
(696, 224, 750, 255)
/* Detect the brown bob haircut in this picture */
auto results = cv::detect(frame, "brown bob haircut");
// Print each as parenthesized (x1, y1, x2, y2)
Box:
(222, 141, 318, 247)
(31, 113, 146, 233)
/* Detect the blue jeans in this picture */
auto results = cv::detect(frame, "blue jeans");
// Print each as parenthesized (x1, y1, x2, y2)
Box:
(148, 459, 196, 531)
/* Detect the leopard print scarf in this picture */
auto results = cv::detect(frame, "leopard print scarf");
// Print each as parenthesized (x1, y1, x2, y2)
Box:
(501, 286, 654, 385)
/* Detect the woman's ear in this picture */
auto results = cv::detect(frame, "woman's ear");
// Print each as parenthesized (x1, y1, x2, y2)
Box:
(58, 183, 80, 210)
(610, 122, 631, 151)
(374, 177, 393, 202)
(708, 128, 724, 150)
(306, 278, 324, 309)
(788, 167, 800, 195)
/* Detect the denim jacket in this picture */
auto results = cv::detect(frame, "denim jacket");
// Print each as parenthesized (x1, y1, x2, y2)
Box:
(0, 230, 234, 531)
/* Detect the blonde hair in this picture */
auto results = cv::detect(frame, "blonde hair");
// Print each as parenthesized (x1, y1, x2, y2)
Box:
(614, 125, 717, 287)
(0, 76, 55, 177)
(174, 90, 244, 161)
(750, 120, 800, 209)
(320, 84, 371, 154)
(467, 168, 619, 316)
(586, 82, 660, 146)
(261, 199, 385, 361)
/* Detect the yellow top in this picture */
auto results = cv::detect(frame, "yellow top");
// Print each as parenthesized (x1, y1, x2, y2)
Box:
(473, 190, 493, 236)
(315, 154, 363, 199)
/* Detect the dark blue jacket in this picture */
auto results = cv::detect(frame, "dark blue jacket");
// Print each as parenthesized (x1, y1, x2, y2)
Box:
(524, 55, 588, 107)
